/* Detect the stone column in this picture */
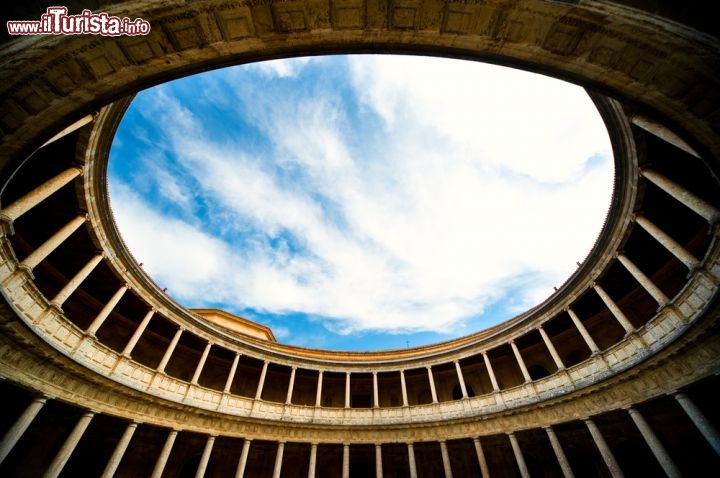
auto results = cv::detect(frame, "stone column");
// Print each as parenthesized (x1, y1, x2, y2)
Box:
(674, 392, 720, 455)
(641, 168, 720, 223)
(308, 443, 318, 478)
(122, 309, 155, 358)
(151, 429, 178, 478)
(482, 352, 500, 391)
(440, 441, 453, 478)
(454, 361, 469, 398)
(407, 443, 418, 478)
(373, 372, 379, 408)
(567, 308, 600, 354)
(342, 443, 350, 478)
(255, 361, 269, 400)
(630, 114, 700, 158)
(196, 435, 216, 478)
(585, 419, 624, 478)
(272, 442, 285, 478)
(617, 253, 668, 306)
(286, 367, 297, 404)
(539, 326, 565, 370)
(510, 341, 532, 383)
(87, 284, 129, 336)
(545, 426, 574, 478)
(634, 215, 699, 269)
(156, 328, 183, 374)
(0, 396, 47, 464)
(100, 421, 138, 478)
(44, 411, 95, 478)
(508, 433, 529, 478)
(375, 443, 383, 478)
(400, 370, 409, 406)
(235, 439, 251, 478)
(191, 342, 212, 385)
(50, 253, 103, 308)
(345, 372, 351, 408)
(224, 353, 241, 394)
(593, 284, 635, 334)
(427, 366, 439, 403)
(41, 114, 95, 147)
(627, 407, 681, 478)
(0, 167, 81, 224)
(19, 215, 85, 273)
(315, 371, 323, 407)
(473, 438, 490, 478)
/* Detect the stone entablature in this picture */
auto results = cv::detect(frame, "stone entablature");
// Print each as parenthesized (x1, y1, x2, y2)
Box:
(1, 219, 717, 431)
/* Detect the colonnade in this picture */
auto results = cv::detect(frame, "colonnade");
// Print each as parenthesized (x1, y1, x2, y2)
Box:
(1, 389, 718, 477)
(0, 158, 717, 411)
(0, 73, 719, 478)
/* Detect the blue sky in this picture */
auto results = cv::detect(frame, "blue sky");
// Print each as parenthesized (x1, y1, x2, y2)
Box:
(108, 54, 613, 351)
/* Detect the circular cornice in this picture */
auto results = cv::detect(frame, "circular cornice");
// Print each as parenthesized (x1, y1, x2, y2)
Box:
(83, 90, 636, 364)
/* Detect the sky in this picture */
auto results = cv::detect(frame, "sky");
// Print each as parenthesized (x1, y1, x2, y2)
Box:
(108, 54, 614, 351)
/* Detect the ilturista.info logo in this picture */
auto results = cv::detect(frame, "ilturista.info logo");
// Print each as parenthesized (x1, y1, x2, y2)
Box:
(7, 7, 151, 36)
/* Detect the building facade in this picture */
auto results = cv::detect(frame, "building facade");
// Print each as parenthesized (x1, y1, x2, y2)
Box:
(1, 1, 719, 476)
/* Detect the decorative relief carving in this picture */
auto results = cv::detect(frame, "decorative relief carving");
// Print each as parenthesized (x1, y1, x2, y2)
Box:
(272, 3, 309, 32)
(164, 20, 208, 50)
(441, 6, 474, 34)
(333, 0, 365, 29)
(389, 0, 421, 30)
(215, 9, 255, 40)
(542, 22, 582, 56)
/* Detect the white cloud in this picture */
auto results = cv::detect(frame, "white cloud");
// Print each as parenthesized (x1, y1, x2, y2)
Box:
(109, 55, 613, 338)
(349, 55, 611, 183)
(108, 183, 230, 299)
(247, 56, 314, 78)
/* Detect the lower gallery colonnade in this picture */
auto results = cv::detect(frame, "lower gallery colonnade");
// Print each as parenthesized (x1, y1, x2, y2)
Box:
(0, 1, 719, 477)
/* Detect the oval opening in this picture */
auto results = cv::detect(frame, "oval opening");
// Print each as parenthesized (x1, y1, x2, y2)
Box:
(108, 54, 614, 351)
